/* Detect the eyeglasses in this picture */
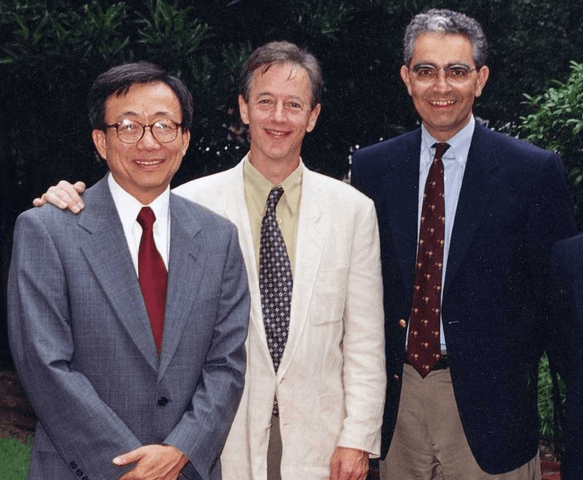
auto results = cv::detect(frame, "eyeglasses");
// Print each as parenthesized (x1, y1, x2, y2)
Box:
(410, 64, 478, 84)
(105, 119, 182, 144)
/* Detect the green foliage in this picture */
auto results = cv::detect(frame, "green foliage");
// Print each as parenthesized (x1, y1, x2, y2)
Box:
(0, 437, 32, 480)
(519, 61, 583, 227)
(136, 1, 211, 69)
(295, 1, 355, 39)
(1, 1, 132, 63)
(2, 0, 582, 192)
(538, 354, 565, 440)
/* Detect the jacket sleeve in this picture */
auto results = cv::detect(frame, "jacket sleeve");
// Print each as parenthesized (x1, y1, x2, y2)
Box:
(336, 198, 386, 456)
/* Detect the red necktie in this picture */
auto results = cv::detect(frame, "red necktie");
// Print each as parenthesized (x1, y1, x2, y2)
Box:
(407, 143, 449, 377)
(137, 207, 167, 355)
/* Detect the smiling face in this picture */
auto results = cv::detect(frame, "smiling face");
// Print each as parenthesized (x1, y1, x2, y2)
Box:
(92, 81, 190, 204)
(238, 62, 321, 174)
(400, 32, 489, 141)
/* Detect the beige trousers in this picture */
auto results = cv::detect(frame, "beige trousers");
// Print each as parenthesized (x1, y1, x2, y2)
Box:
(379, 363, 541, 480)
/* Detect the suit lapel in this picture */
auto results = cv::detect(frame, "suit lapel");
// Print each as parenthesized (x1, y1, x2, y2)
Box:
(444, 125, 500, 292)
(218, 163, 267, 353)
(79, 178, 159, 371)
(278, 168, 326, 377)
(158, 195, 205, 379)
(384, 130, 423, 294)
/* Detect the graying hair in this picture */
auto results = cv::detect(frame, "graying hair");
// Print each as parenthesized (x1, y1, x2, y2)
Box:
(239, 41, 323, 110)
(403, 9, 488, 68)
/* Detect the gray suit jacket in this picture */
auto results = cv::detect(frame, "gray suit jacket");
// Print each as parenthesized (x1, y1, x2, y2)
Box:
(8, 176, 250, 480)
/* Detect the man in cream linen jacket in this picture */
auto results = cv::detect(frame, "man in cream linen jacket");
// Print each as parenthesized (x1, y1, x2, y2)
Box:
(175, 42, 385, 480)
(34, 41, 386, 480)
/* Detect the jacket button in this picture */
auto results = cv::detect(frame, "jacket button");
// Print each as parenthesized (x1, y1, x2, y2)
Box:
(399, 319, 407, 328)
(157, 396, 169, 406)
(76, 469, 84, 477)
(69, 461, 78, 469)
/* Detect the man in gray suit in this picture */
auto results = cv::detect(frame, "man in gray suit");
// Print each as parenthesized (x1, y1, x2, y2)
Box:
(8, 62, 250, 480)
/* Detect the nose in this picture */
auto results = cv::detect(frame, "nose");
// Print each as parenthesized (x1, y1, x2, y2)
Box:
(272, 102, 286, 123)
(137, 126, 161, 150)
(434, 70, 452, 93)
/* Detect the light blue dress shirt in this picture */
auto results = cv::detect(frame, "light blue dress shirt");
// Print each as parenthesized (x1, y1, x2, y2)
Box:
(417, 116, 475, 352)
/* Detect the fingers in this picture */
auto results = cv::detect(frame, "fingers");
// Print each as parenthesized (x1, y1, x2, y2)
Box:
(32, 180, 86, 213)
(329, 447, 369, 480)
(114, 444, 188, 480)
(73, 181, 87, 193)
(113, 447, 143, 467)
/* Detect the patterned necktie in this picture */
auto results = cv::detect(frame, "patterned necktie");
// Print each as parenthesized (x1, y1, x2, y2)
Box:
(407, 143, 450, 378)
(137, 207, 168, 355)
(259, 186, 293, 415)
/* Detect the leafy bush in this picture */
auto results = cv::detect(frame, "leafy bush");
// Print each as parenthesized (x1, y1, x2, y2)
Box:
(538, 354, 565, 443)
(520, 62, 583, 451)
(520, 61, 583, 228)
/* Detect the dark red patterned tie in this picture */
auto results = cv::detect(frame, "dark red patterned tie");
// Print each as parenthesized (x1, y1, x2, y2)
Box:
(137, 207, 167, 355)
(407, 143, 450, 377)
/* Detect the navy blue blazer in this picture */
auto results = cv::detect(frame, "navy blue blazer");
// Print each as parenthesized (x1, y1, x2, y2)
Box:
(551, 235, 583, 479)
(352, 124, 577, 474)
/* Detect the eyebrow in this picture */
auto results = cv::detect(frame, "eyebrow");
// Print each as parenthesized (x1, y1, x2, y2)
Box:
(412, 62, 472, 69)
(113, 111, 174, 121)
(255, 92, 306, 102)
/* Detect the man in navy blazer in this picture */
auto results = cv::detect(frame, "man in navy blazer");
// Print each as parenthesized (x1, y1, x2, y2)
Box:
(352, 9, 580, 480)
(8, 63, 249, 480)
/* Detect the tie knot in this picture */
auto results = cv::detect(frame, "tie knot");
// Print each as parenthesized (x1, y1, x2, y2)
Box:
(266, 186, 285, 212)
(433, 142, 450, 160)
(137, 207, 156, 231)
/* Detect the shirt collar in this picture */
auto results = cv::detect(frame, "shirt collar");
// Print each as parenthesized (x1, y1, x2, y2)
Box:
(421, 115, 475, 166)
(243, 153, 303, 215)
(107, 173, 170, 232)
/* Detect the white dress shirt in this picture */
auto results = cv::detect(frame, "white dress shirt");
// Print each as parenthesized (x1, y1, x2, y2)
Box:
(108, 174, 171, 275)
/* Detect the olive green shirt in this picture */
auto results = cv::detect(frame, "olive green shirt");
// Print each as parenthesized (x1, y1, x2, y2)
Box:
(243, 154, 302, 274)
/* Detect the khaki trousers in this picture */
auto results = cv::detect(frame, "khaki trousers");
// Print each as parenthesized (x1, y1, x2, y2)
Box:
(380, 363, 541, 480)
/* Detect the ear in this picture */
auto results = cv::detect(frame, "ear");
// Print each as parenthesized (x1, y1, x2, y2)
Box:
(306, 103, 321, 133)
(400, 65, 413, 96)
(92, 129, 108, 161)
(238, 95, 250, 125)
(180, 128, 191, 156)
(474, 66, 490, 98)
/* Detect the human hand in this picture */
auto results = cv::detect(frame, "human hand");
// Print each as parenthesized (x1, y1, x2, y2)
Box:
(329, 447, 369, 480)
(113, 444, 189, 480)
(32, 180, 86, 213)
